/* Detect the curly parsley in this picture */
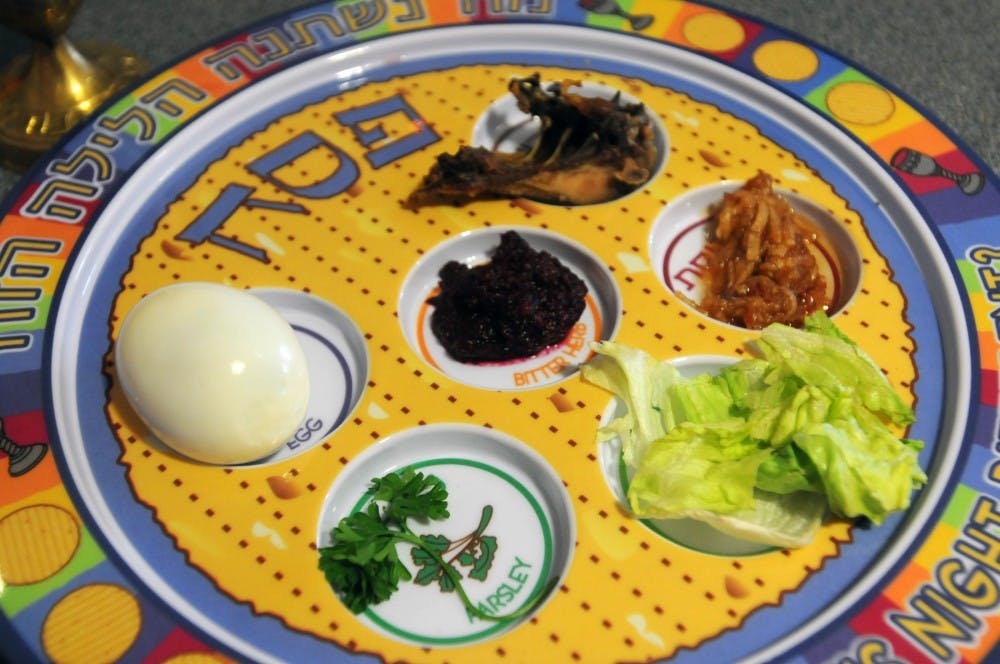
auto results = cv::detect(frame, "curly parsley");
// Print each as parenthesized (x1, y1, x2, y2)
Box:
(318, 467, 555, 621)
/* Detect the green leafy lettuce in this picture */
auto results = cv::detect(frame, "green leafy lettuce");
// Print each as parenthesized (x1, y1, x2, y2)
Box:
(580, 312, 926, 547)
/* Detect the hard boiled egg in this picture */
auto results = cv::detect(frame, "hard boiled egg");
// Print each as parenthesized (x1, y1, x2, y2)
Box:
(115, 282, 310, 465)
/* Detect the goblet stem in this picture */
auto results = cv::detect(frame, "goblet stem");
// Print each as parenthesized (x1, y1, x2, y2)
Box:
(0, 8, 146, 171)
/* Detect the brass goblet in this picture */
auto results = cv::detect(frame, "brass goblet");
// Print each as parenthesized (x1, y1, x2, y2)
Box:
(0, 0, 147, 171)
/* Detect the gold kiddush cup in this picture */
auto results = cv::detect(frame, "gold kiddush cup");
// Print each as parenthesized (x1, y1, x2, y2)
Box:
(0, 0, 146, 171)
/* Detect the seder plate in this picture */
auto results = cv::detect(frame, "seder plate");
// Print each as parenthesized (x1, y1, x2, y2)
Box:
(0, 2, 997, 663)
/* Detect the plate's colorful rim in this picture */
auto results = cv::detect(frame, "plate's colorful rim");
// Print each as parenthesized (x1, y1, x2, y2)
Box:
(0, 2, 995, 663)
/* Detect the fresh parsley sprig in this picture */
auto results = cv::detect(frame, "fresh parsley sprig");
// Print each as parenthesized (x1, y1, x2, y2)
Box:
(319, 467, 556, 621)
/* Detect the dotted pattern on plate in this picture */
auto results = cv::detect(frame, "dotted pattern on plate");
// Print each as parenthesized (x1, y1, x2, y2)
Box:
(100, 65, 916, 662)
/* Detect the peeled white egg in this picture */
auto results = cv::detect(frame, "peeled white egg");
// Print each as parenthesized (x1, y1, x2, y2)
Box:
(115, 282, 310, 465)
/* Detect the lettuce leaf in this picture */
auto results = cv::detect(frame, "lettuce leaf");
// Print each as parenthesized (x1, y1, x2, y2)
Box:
(583, 312, 926, 546)
(756, 314, 915, 426)
(794, 418, 925, 524)
(675, 489, 828, 549)
(580, 341, 681, 468)
(628, 420, 765, 517)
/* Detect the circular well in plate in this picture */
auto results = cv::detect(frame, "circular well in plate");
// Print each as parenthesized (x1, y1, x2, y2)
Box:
(596, 354, 779, 556)
(250, 288, 369, 463)
(397, 226, 621, 391)
(648, 181, 863, 327)
(469, 79, 669, 203)
(315, 423, 575, 646)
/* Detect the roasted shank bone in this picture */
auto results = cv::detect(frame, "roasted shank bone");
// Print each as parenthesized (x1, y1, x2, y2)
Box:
(405, 74, 657, 208)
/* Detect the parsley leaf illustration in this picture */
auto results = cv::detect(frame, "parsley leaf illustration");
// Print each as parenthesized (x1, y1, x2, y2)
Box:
(412, 534, 452, 590)
(460, 534, 498, 582)
(318, 467, 557, 621)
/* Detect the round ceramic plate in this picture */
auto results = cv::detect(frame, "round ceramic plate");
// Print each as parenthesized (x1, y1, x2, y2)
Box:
(1, 3, 997, 663)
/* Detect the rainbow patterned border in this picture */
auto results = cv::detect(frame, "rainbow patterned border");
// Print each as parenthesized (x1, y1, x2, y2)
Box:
(1, 2, 996, 662)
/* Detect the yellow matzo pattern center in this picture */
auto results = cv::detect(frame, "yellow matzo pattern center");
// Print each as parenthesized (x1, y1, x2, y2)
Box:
(103, 65, 916, 662)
